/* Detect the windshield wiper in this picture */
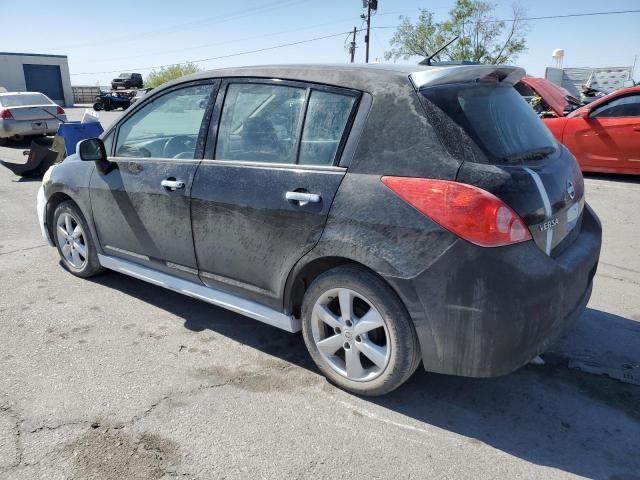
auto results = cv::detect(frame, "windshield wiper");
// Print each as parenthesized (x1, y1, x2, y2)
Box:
(502, 147, 556, 163)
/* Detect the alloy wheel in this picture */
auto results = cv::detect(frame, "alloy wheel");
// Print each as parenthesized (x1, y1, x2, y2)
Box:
(311, 288, 391, 382)
(55, 212, 88, 269)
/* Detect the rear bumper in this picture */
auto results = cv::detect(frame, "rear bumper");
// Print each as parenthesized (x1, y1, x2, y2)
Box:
(0, 118, 63, 138)
(387, 204, 602, 377)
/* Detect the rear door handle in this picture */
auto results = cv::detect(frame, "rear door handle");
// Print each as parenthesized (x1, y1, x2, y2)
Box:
(161, 179, 185, 190)
(286, 191, 321, 206)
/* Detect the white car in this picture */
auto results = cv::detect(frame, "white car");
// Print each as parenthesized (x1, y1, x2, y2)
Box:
(0, 92, 67, 144)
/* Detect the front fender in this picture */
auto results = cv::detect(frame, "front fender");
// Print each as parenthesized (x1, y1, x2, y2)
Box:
(42, 157, 100, 252)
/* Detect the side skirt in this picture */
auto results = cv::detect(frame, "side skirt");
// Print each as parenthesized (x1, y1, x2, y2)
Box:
(97, 254, 301, 333)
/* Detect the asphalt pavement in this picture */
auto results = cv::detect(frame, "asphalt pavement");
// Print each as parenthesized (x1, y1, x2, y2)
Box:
(0, 108, 639, 479)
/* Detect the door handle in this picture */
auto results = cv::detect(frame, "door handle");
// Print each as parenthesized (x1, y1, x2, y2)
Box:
(633, 126, 640, 132)
(286, 191, 321, 206)
(161, 179, 185, 191)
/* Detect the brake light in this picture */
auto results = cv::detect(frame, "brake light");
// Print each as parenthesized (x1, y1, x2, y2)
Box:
(0, 109, 13, 120)
(381, 176, 531, 247)
(56, 106, 65, 115)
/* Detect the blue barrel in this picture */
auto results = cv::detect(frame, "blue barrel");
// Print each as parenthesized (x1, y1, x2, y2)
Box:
(56, 121, 104, 155)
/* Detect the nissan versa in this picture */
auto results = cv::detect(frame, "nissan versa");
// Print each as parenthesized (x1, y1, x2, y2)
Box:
(37, 65, 602, 396)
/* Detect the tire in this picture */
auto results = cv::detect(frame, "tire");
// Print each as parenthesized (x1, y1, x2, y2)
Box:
(53, 201, 104, 278)
(301, 264, 421, 396)
(93, 102, 103, 111)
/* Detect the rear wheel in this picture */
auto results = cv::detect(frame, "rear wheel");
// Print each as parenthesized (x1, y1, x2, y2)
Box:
(53, 201, 104, 278)
(301, 265, 421, 396)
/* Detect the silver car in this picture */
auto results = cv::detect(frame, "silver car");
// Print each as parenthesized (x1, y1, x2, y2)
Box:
(0, 92, 67, 143)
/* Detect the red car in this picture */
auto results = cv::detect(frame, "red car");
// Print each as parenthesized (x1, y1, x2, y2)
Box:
(544, 86, 640, 175)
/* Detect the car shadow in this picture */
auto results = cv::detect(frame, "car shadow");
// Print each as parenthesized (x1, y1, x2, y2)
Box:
(583, 172, 640, 184)
(89, 270, 640, 478)
(0, 137, 43, 151)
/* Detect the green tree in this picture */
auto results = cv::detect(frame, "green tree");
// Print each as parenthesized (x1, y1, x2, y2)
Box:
(384, 0, 528, 65)
(145, 62, 202, 88)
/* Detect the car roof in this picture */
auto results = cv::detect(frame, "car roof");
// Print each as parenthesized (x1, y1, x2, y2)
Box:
(0, 91, 49, 96)
(173, 63, 525, 93)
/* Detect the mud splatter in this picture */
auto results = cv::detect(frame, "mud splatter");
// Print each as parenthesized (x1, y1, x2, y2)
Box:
(66, 426, 178, 480)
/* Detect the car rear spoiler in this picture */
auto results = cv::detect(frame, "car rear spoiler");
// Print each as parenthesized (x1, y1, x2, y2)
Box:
(409, 65, 526, 90)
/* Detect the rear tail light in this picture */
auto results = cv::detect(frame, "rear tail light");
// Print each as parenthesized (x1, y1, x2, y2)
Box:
(0, 109, 13, 120)
(56, 106, 65, 115)
(381, 176, 531, 247)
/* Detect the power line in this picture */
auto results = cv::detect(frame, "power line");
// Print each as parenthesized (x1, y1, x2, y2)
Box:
(370, 9, 640, 29)
(495, 9, 640, 23)
(83, 16, 361, 65)
(55, 0, 307, 51)
(70, 9, 640, 76)
(71, 30, 364, 76)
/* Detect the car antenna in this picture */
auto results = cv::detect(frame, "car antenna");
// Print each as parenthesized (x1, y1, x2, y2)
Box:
(419, 35, 460, 66)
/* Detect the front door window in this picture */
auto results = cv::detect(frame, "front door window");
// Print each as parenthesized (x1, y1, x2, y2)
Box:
(115, 84, 215, 159)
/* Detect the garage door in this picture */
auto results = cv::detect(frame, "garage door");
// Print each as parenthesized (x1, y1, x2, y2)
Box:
(23, 64, 65, 105)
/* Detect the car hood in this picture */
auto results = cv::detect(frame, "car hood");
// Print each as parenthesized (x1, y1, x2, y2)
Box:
(519, 77, 580, 117)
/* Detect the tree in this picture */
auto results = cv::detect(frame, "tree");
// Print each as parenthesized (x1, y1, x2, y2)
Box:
(145, 62, 202, 88)
(384, 0, 528, 65)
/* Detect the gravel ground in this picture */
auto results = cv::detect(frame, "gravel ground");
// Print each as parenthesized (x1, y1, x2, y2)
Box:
(0, 108, 639, 479)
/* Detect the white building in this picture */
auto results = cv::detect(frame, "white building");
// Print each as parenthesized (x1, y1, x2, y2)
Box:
(545, 66, 634, 98)
(0, 52, 73, 106)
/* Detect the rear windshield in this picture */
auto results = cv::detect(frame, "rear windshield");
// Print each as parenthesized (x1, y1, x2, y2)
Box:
(419, 82, 558, 163)
(0, 93, 53, 107)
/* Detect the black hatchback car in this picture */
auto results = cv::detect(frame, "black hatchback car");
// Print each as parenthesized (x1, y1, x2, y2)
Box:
(37, 64, 601, 395)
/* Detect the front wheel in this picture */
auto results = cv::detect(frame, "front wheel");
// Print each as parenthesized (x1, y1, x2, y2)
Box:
(301, 265, 421, 396)
(53, 201, 104, 278)
(93, 102, 103, 111)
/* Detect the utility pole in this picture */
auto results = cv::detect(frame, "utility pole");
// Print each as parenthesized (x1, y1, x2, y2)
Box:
(360, 0, 377, 63)
(365, 1, 371, 63)
(349, 26, 357, 63)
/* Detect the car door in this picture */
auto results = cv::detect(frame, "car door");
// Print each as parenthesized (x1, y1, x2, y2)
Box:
(191, 79, 360, 309)
(89, 80, 218, 281)
(563, 92, 640, 173)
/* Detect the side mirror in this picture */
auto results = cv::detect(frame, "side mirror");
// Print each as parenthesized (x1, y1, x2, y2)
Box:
(78, 138, 113, 173)
(78, 138, 106, 161)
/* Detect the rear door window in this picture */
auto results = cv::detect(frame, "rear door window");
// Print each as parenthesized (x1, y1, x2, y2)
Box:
(215, 83, 306, 164)
(419, 82, 558, 163)
(299, 90, 355, 165)
(215, 82, 358, 166)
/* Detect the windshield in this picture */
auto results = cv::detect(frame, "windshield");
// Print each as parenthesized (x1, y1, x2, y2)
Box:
(118, 74, 130, 79)
(0, 93, 53, 107)
(419, 82, 558, 163)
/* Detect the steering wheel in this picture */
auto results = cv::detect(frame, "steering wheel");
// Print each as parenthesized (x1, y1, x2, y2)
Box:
(163, 135, 195, 158)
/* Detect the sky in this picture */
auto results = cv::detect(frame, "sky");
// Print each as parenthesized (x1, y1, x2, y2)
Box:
(2, 0, 639, 86)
